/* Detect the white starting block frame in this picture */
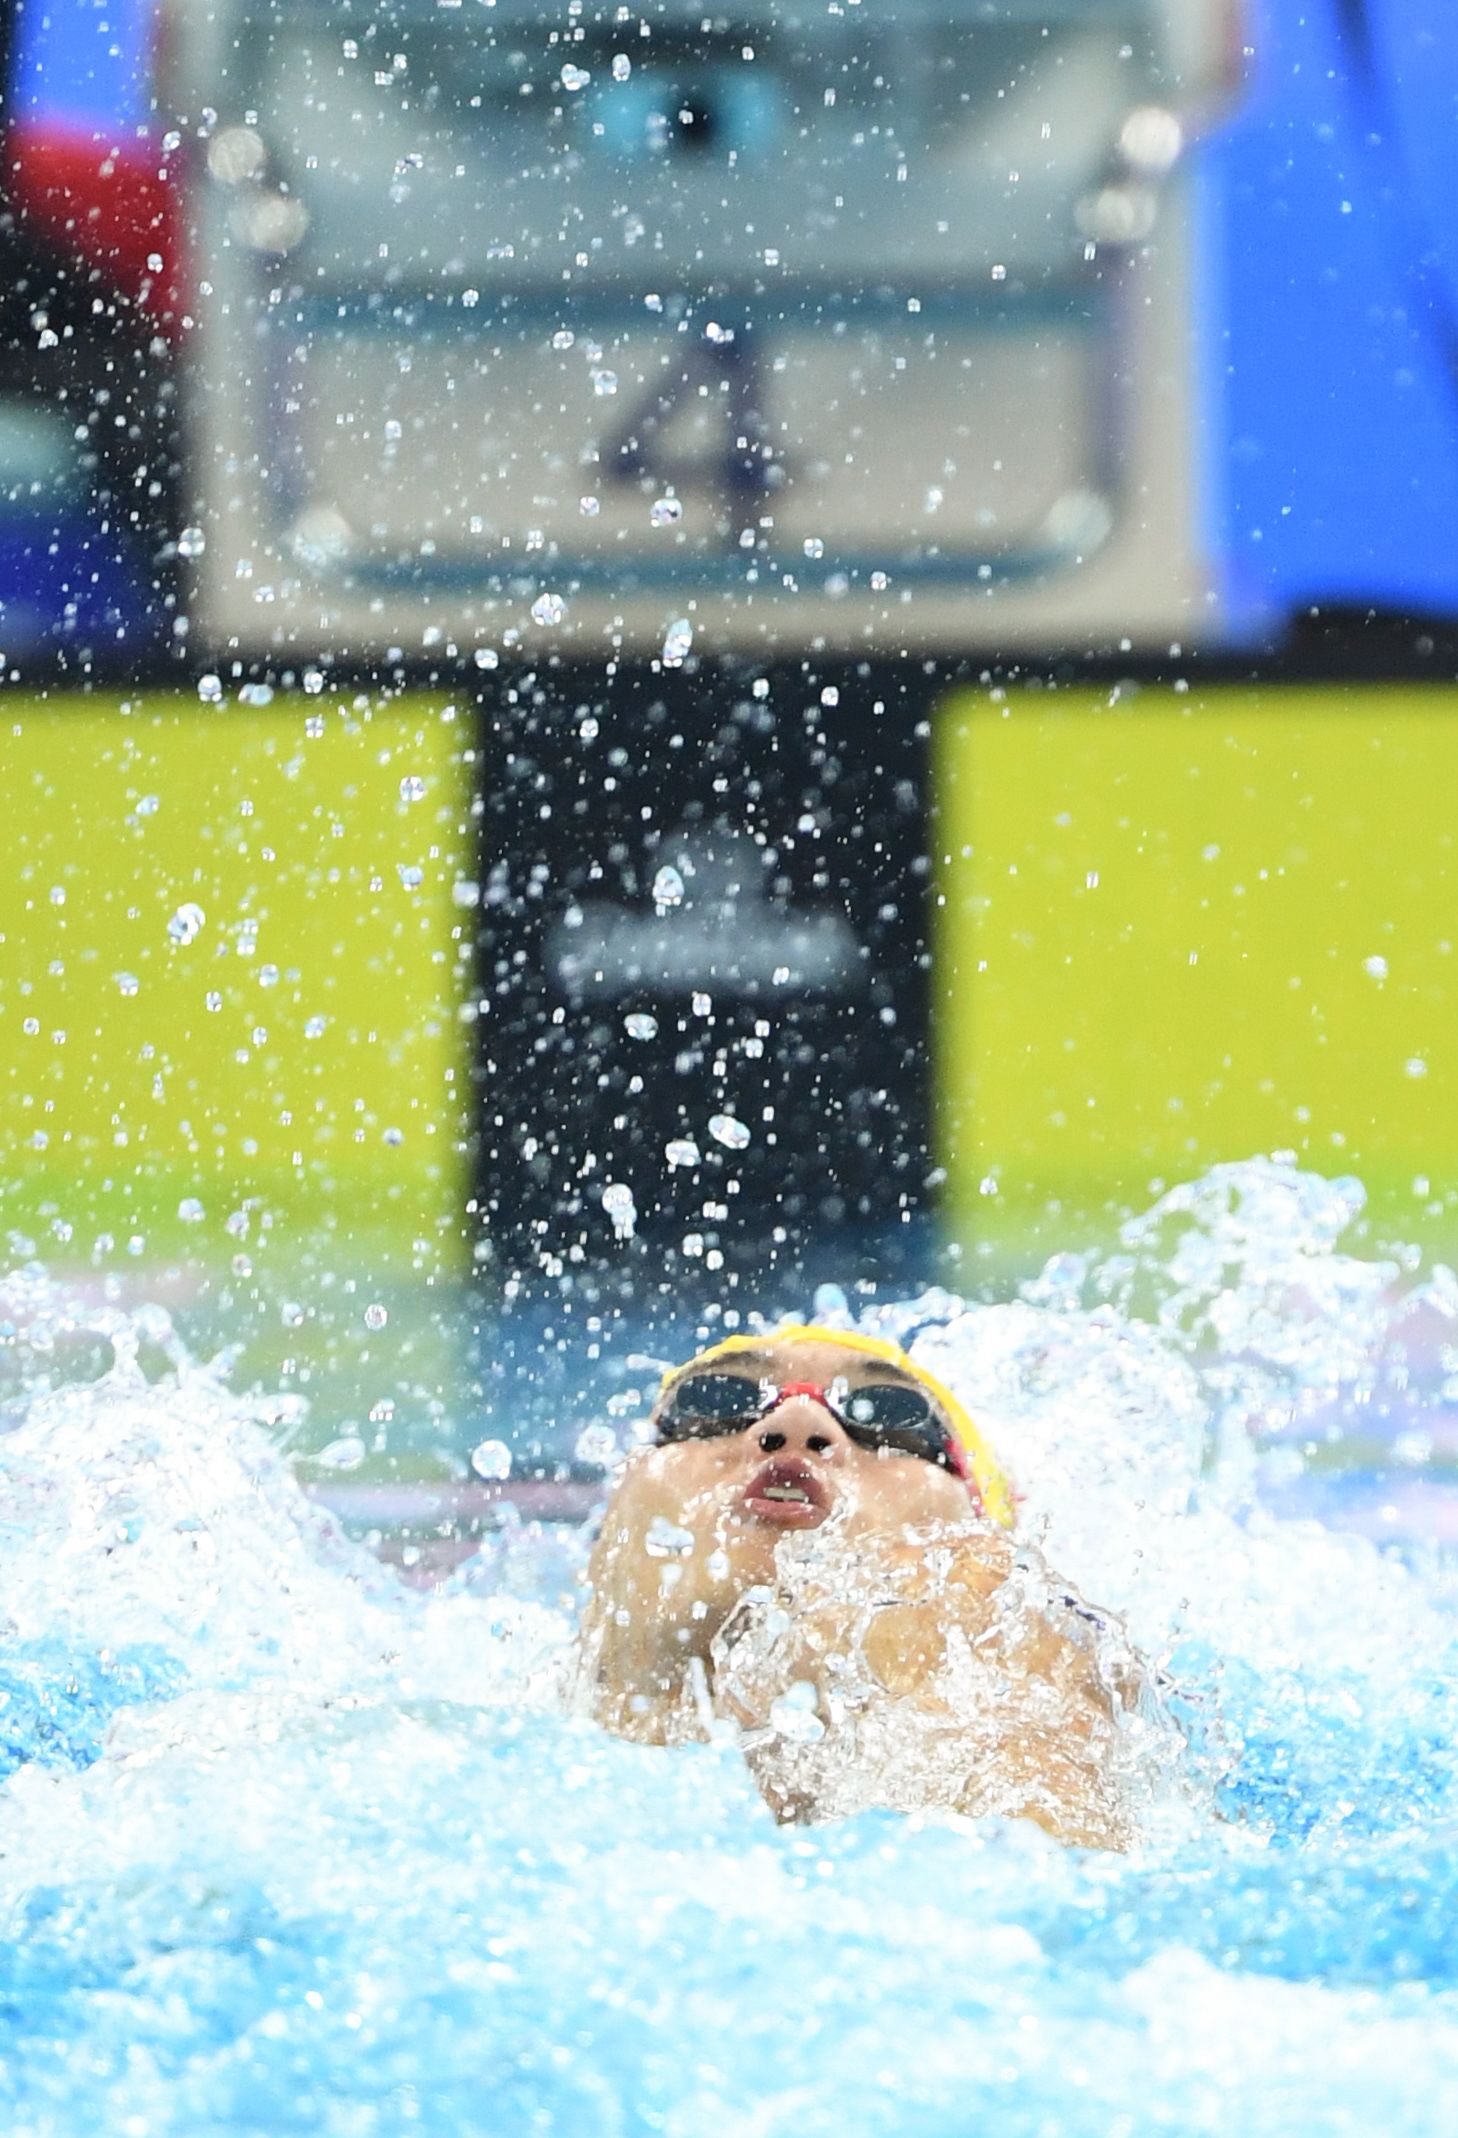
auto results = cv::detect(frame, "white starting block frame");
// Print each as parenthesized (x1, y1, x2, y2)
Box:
(175, 0, 1241, 664)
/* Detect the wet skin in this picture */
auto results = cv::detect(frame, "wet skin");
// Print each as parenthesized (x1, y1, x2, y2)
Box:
(576, 1336, 1138, 1847)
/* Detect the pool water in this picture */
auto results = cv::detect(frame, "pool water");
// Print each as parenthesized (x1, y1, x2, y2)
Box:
(5, 1158, 1458, 2135)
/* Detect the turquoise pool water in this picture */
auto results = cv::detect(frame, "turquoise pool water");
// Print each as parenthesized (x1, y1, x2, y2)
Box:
(4, 1160, 1458, 2135)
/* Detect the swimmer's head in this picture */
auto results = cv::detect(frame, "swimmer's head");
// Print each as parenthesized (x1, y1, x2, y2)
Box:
(651, 1324, 1014, 1531)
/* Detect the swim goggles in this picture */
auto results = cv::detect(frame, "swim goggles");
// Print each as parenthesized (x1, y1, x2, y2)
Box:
(658, 1370, 963, 1472)
(654, 1324, 1015, 1528)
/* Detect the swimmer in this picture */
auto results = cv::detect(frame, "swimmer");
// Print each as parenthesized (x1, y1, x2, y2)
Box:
(572, 1326, 1160, 1850)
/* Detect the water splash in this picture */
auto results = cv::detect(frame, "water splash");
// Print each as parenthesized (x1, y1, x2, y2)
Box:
(2, 1166, 1458, 2130)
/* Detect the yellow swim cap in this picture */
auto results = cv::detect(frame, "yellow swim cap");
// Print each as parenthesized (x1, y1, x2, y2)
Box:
(662, 1322, 1015, 1529)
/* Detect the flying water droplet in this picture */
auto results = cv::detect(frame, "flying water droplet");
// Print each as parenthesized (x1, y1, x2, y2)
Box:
(397, 863, 424, 888)
(383, 1127, 404, 1146)
(666, 1138, 701, 1169)
(198, 674, 224, 703)
(399, 774, 426, 802)
(625, 1012, 658, 1040)
(579, 496, 600, 516)
(709, 1113, 751, 1151)
(661, 617, 692, 666)
(650, 496, 683, 528)
(369, 1399, 395, 1424)
(803, 536, 825, 559)
(470, 1438, 512, 1481)
(364, 1302, 388, 1330)
(177, 1197, 206, 1223)
(258, 965, 279, 987)
(591, 369, 618, 397)
(167, 902, 206, 946)
(113, 972, 139, 996)
(576, 1422, 618, 1465)
(601, 1181, 637, 1238)
(645, 1515, 696, 1557)
(205, 991, 222, 1012)
(560, 62, 590, 90)
(316, 1435, 366, 1470)
(612, 52, 632, 80)
(531, 591, 566, 626)
(652, 864, 685, 908)
(136, 794, 159, 817)
(304, 1015, 327, 1038)
(177, 525, 206, 558)
(768, 1682, 825, 1742)
(552, 328, 575, 350)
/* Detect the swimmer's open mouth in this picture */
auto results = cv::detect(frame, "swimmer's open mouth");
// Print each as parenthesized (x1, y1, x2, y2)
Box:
(742, 1458, 830, 1528)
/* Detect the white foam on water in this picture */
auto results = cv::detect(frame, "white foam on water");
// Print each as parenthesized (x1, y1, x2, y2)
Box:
(890, 1160, 1458, 1683)
(0, 1271, 569, 1712)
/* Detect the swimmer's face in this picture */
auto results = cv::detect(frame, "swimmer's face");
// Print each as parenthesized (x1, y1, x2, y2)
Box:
(643, 1334, 973, 1540)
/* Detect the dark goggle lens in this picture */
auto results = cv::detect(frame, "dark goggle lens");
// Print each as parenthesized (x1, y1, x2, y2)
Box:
(658, 1372, 764, 1441)
(841, 1384, 954, 1466)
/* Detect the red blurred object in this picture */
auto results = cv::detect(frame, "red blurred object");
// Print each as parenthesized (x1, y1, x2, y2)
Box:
(6, 123, 188, 331)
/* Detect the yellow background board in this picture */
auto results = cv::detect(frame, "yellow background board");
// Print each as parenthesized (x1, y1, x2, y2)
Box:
(0, 694, 474, 1274)
(933, 687, 1458, 1253)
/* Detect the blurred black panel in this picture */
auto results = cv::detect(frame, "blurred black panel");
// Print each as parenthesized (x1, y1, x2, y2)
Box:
(471, 660, 937, 1319)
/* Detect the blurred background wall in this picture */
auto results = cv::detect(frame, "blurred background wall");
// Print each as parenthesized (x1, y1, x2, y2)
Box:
(0, 0, 1455, 1504)
(4, 0, 1458, 662)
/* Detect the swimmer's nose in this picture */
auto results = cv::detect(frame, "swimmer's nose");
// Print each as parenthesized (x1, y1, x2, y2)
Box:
(756, 1395, 849, 1461)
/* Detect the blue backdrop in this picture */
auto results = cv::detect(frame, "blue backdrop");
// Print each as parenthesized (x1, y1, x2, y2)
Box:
(1202, 0, 1458, 635)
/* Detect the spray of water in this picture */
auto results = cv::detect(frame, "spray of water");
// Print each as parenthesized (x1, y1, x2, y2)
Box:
(0, 1160, 1457, 2132)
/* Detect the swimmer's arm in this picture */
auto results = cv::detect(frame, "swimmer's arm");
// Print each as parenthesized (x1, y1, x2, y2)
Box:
(711, 1530, 1013, 1720)
(915, 1537, 1127, 1722)
(574, 1457, 734, 1742)
(850, 1539, 1136, 1849)
(934, 1544, 1137, 1849)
